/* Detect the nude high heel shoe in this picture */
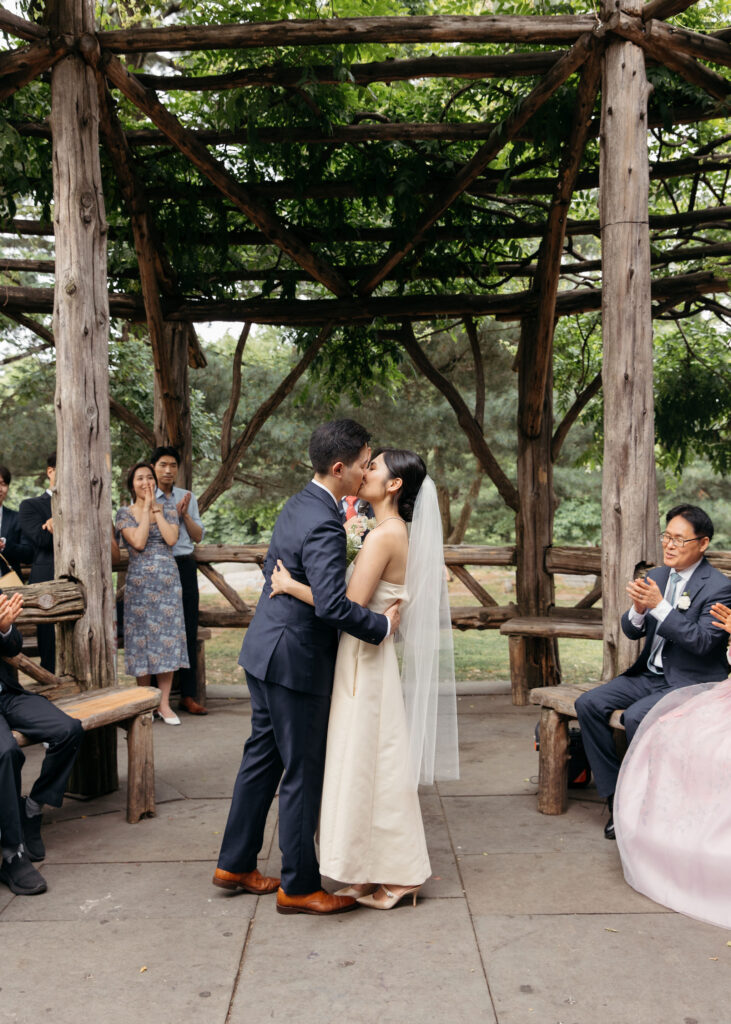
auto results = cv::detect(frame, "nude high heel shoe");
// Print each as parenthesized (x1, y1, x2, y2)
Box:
(356, 885, 420, 910)
(334, 883, 377, 898)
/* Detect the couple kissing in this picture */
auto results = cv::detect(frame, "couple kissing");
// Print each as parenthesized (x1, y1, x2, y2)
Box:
(213, 419, 459, 914)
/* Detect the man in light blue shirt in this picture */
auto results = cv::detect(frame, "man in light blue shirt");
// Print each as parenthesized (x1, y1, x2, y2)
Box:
(151, 447, 207, 716)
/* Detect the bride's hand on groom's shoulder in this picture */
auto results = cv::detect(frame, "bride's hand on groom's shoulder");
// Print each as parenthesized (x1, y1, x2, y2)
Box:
(269, 559, 292, 597)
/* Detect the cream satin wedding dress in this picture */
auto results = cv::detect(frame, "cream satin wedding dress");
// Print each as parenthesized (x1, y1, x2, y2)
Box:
(318, 572, 431, 887)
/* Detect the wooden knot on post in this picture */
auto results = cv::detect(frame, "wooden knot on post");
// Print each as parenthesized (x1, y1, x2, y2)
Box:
(77, 32, 101, 68)
(38, 593, 56, 611)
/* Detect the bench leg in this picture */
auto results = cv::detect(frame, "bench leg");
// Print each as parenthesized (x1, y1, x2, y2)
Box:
(195, 638, 207, 707)
(537, 707, 569, 815)
(508, 635, 530, 706)
(123, 711, 156, 823)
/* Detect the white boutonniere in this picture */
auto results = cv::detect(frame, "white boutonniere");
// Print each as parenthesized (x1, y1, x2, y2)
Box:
(344, 514, 375, 565)
(677, 592, 691, 611)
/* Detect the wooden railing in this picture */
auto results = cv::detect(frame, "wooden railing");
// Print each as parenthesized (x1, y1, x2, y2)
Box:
(181, 543, 731, 630)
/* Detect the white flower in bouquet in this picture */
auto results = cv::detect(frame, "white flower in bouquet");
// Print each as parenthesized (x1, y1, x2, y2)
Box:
(345, 514, 374, 564)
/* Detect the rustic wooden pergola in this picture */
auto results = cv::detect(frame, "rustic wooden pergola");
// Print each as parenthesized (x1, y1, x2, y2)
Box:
(0, 0, 729, 716)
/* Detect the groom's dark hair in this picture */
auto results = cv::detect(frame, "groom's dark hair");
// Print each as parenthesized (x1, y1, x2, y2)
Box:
(309, 419, 371, 474)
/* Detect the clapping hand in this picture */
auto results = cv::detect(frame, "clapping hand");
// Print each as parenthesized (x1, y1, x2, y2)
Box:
(626, 576, 663, 613)
(176, 491, 191, 517)
(0, 591, 23, 633)
(710, 603, 731, 635)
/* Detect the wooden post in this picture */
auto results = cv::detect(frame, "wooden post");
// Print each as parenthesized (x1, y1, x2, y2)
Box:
(599, 0, 660, 680)
(153, 322, 193, 487)
(537, 706, 569, 814)
(49, 0, 117, 794)
(515, 329, 559, 702)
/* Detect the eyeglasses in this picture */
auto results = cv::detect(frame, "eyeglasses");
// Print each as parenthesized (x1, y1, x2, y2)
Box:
(659, 533, 704, 548)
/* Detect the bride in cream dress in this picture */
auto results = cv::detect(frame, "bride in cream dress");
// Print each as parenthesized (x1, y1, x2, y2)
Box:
(270, 448, 459, 909)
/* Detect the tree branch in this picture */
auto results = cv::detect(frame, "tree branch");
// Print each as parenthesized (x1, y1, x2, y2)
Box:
(221, 322, 251, 460)
(464, 317, 485, 430)
(400, 322, 520, 511)
(551, 370, 602, 461)
(109, 396, 155, 446)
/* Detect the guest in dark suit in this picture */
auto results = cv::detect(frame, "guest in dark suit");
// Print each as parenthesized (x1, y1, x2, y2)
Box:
(0, 466, 33, 579)
(576, 504, 731, 839)
(0, 590, 83, 895)
(213, 420, 400, 915)
(18, 453, 56, 672)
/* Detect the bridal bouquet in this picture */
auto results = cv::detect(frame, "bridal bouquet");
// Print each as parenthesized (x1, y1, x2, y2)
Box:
(345, 514, 374, 564)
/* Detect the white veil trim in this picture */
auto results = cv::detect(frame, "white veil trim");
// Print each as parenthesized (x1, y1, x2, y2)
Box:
(397, 475, 460, 787)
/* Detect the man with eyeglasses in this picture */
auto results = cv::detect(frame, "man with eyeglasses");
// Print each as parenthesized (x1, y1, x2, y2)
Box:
(576, 504, 731, 840)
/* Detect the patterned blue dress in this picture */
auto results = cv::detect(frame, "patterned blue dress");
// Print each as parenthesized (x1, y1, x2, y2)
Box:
(115, 503, 189, 677)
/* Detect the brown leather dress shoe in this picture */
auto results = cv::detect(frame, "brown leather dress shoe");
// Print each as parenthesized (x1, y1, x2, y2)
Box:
(179, 696, 208, 716)
(276, 888, 358, 915)
(212, 867, 280, 894)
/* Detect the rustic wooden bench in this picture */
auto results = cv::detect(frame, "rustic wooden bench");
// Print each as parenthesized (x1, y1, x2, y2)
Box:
(529, 683, 625, 815)
(12, 686, 161, 824)
(500, 612, 603, 705)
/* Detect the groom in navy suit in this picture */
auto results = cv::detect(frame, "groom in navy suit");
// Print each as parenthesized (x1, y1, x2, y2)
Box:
(577, 504, 731, 839)
(213, 421, 400, 914)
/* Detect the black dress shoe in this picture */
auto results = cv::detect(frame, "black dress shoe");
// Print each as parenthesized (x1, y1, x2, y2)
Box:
(0, 851, 47, 895)
(21, 804, 45, 862)
(604, 794, 616, 841)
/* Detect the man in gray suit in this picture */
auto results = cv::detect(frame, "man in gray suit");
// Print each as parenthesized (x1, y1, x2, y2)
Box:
(576, 504, 731, 839)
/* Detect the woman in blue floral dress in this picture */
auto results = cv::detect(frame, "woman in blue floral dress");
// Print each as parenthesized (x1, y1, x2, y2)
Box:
(116, 462, 188, 725)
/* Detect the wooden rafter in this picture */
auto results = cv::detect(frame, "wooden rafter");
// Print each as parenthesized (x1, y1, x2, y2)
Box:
(611, 12, 731, 100)
(1, 270, 726, 323)
(0, 5, 47, 41)
(357, 31, 599, 296)
(96, 16, 598, 54)
(99, 48, 351, 299)
(520, 50, 603, 439)
(0, 37, 71, 101)
(644, 19, 731, 67)
(131, 51, 564, 92)
(643, 0, 700, 20)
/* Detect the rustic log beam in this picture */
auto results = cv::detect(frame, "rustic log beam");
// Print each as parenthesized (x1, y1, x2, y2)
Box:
(0, 36, 71, 101)
(0, 580, 85, 624)
(449, 565, 498, 607)
(100, 51, 351, 299)
(11, 99, 721, 149)
(1, 269, 727, 323)
(644, 19, 731, 67)
(109, 395, 155, 446)
(611, 12, 731, 100)
(574, 578, 602, 609)
(6, 202, 729, 248)
(87, 48, 188, 451)
(198, 321, 335, 512)
(97, 16, 598, 54)
(197, 563, 252, 614)
(131, 51, 564, 92)
(399, 322, 520, 511)
(0, 5, 48, 41)
(642, 0, 701, 20)
(358, 31, 599, 296)
(537, 706, 569, 812)
(520, 50, 602, 440)
(3, 651, 70, 689)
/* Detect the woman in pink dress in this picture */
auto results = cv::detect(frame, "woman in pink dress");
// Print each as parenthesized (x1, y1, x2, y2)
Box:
(614, 601, 731, 927)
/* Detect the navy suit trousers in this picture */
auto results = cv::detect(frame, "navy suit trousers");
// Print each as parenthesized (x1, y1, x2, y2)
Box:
(574, 671, 695, 798)
(217, 673, 330, 894)
(0, 689, 83, 848)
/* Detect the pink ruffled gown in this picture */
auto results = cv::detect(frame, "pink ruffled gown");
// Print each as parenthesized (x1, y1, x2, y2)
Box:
(615, 653, 731, 928)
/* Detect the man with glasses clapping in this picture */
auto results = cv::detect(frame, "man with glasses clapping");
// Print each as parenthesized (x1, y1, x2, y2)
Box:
(576, 504, 731, 840)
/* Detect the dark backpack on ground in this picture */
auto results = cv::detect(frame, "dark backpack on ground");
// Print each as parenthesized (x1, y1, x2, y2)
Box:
(534, 721, 592, 788)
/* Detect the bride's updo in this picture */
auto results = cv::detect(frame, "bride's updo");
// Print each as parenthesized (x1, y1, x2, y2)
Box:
(376, 449, 427, 522)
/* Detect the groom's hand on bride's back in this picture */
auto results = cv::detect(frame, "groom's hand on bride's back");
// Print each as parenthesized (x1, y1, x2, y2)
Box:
(383, 600, 401, 638)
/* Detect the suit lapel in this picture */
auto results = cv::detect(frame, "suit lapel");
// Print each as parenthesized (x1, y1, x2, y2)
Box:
(683, 557, 710, 604)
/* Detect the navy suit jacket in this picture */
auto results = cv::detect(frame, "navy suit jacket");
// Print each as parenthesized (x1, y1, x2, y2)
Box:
(240, 482, 389, 696)
(0, 506, 33, 577)
(18, 493, 54, 584)
(621, 558, 731, 686)
(0, 622, 24, 694)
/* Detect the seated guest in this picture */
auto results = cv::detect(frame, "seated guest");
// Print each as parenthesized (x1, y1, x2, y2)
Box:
(0, 466, 33, 579)
(18, 454, 56, 672)
(150, 446, 207, 716)
(0, 590, 84, 895)
(576, 504, 731, 840)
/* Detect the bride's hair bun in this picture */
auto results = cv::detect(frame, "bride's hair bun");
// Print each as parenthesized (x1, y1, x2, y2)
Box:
(375, 448, 427, 522)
